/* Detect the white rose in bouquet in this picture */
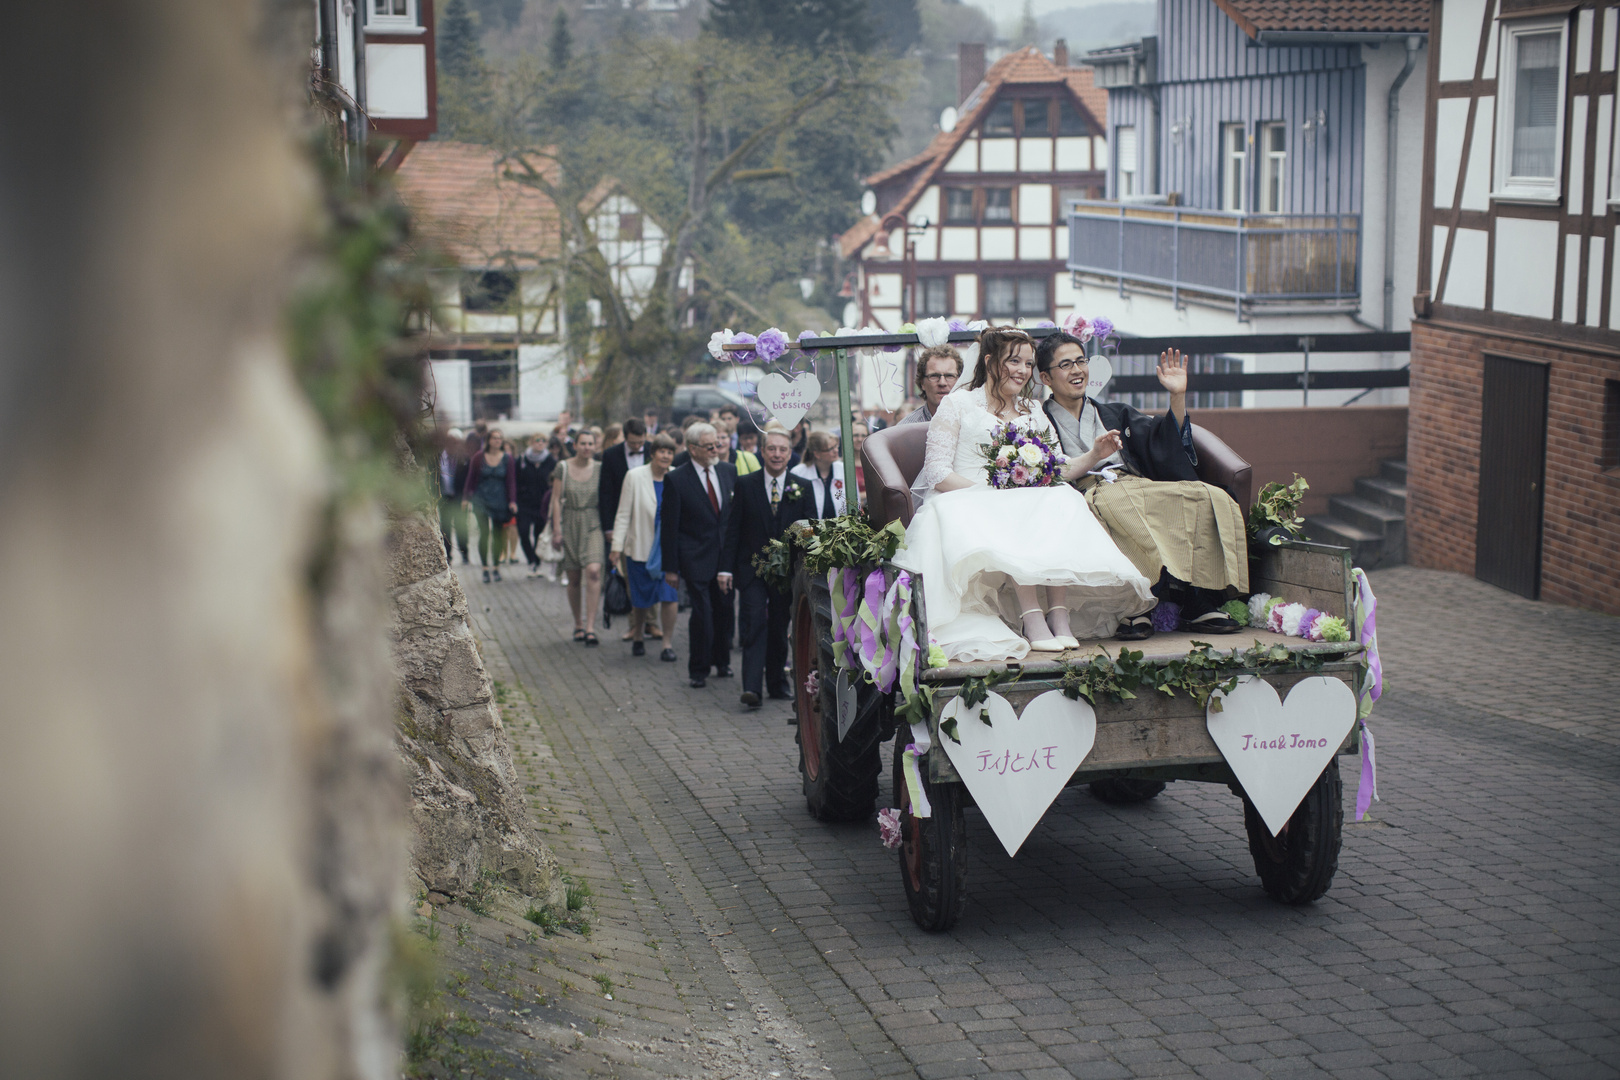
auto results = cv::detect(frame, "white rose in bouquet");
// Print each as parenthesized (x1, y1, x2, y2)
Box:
(996, 444, 1016, 464)
(1016, 442, 1044, 468)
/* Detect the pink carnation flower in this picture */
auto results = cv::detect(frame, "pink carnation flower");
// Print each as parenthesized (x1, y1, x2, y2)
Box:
(1010, 463, 1030, 485)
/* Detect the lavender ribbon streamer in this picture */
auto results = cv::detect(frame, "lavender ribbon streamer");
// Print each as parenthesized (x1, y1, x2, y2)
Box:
(857, 568, 888, 685)
(1352, 568, 1382, 820)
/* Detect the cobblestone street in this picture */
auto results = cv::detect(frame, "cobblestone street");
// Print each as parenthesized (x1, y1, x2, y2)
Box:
(426, 562, 1620, 1079)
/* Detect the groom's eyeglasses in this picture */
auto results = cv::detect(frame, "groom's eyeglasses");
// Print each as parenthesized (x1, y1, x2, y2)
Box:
(1051, 357, 1091, 374)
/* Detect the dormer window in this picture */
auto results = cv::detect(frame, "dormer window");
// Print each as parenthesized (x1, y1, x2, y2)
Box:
(1059, 100, 1090, 136)
(1020, 99, 1049, 136)
(368, 0, 417, 29)
(984, 100, 1015, 137)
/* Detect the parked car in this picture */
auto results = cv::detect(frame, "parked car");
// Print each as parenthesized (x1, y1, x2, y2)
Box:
(671, 383, 770, 428)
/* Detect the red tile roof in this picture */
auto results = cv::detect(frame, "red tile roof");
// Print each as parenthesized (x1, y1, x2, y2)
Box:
(843, 48, 1107, 256)
(394, 141, 561, 269)
(1214, 0, 1429, 36)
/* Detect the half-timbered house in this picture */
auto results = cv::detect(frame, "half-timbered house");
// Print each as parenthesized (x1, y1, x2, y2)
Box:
(839, 44, 1111, 332)
(1070, 0, 1429, 407)
(1408, 0, 1620, 612)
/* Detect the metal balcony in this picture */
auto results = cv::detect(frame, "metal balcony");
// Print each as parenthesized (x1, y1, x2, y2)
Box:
(1066, 201, 1361, 317)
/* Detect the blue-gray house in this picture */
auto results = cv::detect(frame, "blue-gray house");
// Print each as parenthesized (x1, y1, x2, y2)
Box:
(1071, 0, 1429, 405)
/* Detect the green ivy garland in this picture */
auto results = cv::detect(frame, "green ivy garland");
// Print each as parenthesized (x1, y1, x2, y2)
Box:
(751, 514, 906, 590)
(1061, 639, 1334, 712)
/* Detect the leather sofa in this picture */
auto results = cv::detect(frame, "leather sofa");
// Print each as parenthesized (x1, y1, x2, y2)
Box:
(861, 418, 1253, 530)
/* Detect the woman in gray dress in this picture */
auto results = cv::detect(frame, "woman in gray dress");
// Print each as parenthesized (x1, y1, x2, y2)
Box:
(550, 428, 604, 645)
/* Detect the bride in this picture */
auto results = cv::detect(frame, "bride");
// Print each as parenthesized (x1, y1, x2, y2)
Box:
(892, 326, 1154, 662)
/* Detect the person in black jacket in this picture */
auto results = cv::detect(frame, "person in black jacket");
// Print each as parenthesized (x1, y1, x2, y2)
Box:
(514, 433, 556, 577)
(598, 417, 648, 552)
(660, 422, 736, 688)
(1037, 332, 1248, 640)
(721, 425, 814, 708)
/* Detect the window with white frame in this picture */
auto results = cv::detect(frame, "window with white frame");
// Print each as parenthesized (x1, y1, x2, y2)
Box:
(1116, 126, 1137, 196)
(368, 0, 416, 29)
(1259, 122, 1286, 213)
(1222, 123, 1247, 212)
(1495, 19, 1567, 201)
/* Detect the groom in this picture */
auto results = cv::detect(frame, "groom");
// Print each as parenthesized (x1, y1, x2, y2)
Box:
(1037, 333, 1247, 639)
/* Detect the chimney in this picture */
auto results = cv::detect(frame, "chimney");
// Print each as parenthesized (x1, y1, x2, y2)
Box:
(1053, 39, 1069, 68)
(958, 43, 986, 106)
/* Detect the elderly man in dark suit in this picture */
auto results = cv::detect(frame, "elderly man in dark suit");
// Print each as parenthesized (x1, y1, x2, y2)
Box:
(661, 422, 737, 688)
(721, 424, 814, 709)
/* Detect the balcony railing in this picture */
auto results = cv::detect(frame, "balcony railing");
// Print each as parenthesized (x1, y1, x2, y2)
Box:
(1066, 201, 1361, 317)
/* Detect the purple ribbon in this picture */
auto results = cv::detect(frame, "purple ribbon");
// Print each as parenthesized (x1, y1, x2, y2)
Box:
(1353, 569, 1382, 821)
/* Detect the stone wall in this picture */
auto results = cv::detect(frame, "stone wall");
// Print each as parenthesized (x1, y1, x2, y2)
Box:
(1408, 318, 1620, 614)
(390, 506, 567, 909)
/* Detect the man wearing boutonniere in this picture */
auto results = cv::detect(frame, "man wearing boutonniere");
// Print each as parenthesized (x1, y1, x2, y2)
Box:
(721, 423, 814, 709)
(662, 422, 738, 687)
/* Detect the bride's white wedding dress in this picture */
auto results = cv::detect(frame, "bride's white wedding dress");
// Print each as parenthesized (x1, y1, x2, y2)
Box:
(891, 385, 1154, 662)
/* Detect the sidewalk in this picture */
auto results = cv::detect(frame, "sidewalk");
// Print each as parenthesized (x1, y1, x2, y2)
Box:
(414, 559, 1620, 1079)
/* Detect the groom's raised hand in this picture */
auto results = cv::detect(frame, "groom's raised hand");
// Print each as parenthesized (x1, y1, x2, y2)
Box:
(1156, 348, 1188, 394)
(1156, 348, 1189, 422)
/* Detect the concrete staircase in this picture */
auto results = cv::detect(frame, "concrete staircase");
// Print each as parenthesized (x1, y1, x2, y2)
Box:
(1304, 459, 1407, 569)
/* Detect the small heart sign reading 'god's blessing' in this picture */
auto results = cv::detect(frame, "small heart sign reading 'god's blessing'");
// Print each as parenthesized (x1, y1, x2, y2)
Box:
(939, 690, 1096, 856)
(754, 371, 821, 429)
(1086, 353, 1113, 398)
(1206, 676, 1357, 836)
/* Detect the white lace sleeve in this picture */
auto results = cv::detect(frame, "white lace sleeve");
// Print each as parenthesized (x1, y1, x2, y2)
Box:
(911, 390, 964, 507)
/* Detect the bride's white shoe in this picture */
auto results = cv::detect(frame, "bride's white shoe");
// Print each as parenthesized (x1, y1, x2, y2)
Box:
(1045, 608, 1080, 650)
(1021, 609, 1067, 652)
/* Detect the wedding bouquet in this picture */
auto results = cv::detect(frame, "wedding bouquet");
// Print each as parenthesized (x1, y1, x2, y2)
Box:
(982, 421, 1067, 489)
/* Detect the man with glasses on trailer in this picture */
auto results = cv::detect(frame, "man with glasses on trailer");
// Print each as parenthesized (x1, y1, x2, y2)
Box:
(896, 344, 964, 425)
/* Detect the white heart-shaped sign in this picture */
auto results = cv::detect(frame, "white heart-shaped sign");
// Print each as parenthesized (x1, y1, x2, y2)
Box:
(1207, 676, 1357, 836)
(755, 371, 821, 429)
(940, 690, 1096, 856)
(1087, 353, 1113, 397)
(835, 669, 857, 742)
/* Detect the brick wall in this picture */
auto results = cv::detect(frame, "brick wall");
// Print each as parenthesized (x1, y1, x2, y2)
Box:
(1408, 320, 1620, 615)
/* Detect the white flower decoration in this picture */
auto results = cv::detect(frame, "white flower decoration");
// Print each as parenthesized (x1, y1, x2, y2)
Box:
(996, 444, 1016, 463)
(1016, 442, 1044, 468)
(707, 328, 735, 360)
(915, 317, 951, 348)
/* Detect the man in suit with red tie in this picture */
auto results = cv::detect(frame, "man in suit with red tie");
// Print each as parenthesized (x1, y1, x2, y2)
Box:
(721, 424, 815, 709)
(661, 422, 737, 688)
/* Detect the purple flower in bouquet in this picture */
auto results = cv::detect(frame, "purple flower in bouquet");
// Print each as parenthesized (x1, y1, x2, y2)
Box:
(756, 327, 788, 363)
(1091, 316, 1115, 341)
(730, 331, 757, 364)
(1151, 602, 1182, 632)
(995, 468, 1011, 486)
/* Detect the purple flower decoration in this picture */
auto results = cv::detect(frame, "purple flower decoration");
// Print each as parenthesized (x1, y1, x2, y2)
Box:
(948, 318, 968, 332)
(1036, 320, 1055, 328)
(1091, 316, 1115, 341)
(798, 329, 822, 351)
(757, 327, 788, 363)
(1151, 602, 1182, 633)
(730, 331, 757, 364)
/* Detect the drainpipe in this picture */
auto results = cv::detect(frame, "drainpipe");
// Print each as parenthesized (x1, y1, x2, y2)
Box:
(1382, 36, 1420, 330)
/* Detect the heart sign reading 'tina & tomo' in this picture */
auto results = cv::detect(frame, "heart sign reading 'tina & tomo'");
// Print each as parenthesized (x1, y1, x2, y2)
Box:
(939, 690, 1096, 857)
(754, 371, 821, 429)
(1206, 676, 1357, 837)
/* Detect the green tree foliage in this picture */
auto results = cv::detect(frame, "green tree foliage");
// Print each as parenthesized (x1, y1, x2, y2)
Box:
(438, 0, 484, 79)
(454, 30, 897, 417)
(547, 9, 572, 71)
(706, 0, 918, 54)
(472, 0, 525, 32)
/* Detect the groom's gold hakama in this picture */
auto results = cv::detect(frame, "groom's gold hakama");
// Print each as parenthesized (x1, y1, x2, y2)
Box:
(1081, 475, 1249, 593)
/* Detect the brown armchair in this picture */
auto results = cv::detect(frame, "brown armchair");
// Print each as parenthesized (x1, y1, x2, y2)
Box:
(861, 420, 1252, 530)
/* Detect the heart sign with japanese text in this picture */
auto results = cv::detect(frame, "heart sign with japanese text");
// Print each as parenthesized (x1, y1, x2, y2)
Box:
(1206, 676, 1357, 836)
(755, 371, 821, 429)
(939, 690, 1096, 857)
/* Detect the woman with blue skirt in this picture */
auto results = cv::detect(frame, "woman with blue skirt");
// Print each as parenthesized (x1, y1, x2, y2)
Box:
(610, 433, 681, 660)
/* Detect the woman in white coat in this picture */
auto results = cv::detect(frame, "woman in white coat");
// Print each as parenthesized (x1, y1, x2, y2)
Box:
(610, 434, 680, 659)
(788, 430, 848, 519)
